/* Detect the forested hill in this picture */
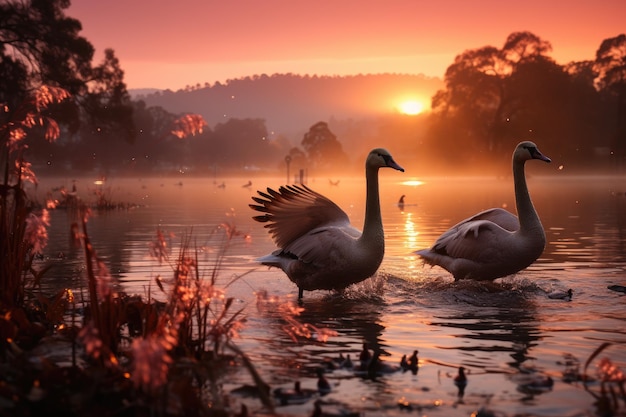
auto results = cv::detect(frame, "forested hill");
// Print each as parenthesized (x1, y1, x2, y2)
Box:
(134, 73, 442, 136)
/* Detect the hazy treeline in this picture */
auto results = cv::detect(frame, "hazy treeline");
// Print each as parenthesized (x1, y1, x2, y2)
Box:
(1, 0, 625, 177)
(426, 31, 626, 173)
(139, 73, 441, 135)
(138, 31, 626, 175)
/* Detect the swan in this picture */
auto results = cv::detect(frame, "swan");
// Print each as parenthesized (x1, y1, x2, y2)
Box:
(415, 141, 551, 281)
(250, 148, 404, 299)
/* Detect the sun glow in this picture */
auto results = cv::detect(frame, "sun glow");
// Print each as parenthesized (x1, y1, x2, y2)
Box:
(398, 100, 425, 115)
(402, 180, 424, 186)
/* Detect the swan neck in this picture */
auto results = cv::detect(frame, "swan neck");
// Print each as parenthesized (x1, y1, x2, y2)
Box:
(513, 158, 539, 231)
(361, 167, 383, 241)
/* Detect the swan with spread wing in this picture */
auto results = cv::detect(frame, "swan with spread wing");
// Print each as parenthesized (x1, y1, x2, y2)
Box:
(250, 148, 404, 299)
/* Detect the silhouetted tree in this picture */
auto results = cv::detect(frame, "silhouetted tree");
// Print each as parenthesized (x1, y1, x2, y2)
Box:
(560, 60, 610, 166)
(286, 147, 307, 176)
(82, 49, 135, 141)
(192, 118, 272, 172)
(301, 122, 348, 172)
(595, 34, 626, 168)
(0, 0, 134, 151)
(431, 31, 554, 161)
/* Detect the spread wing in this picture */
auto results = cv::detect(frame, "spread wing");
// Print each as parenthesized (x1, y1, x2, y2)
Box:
(284, 225, 361, 264)
(250, 184, 350, 248)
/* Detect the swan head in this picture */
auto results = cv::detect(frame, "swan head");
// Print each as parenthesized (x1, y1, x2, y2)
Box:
(514, 141, 551, 163)
(368, 148, 405, 172)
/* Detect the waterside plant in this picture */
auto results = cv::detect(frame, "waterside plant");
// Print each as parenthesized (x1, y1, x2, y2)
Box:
(0, 86, 333, 416)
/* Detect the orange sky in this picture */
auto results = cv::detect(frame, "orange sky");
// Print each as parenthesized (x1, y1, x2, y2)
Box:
(68, 0, 626, 90)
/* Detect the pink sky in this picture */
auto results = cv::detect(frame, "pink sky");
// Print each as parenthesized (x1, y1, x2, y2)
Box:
(68, 0, 626, 90)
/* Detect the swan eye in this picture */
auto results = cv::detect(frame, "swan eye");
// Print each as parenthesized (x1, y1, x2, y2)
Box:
(523, 145, 537, 157)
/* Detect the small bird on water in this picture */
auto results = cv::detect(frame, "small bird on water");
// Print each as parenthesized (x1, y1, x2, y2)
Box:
(548, 288, 573, 301)
(454, 366, 468, 397)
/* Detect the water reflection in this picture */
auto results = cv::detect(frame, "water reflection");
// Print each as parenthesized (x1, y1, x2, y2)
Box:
(429, 289, 540, 371)
(29, 175, 626, 416)
(247, 293, 388, 381)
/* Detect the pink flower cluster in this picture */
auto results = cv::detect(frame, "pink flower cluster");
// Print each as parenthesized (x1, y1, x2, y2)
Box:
(24, 209, 50, 255)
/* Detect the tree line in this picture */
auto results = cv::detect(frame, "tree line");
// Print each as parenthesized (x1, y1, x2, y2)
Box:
(2, 0, 625, 177)
(426, 31, 626, 172)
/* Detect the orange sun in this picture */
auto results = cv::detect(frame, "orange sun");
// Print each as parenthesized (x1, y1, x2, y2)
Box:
(398, 100, 424, 115)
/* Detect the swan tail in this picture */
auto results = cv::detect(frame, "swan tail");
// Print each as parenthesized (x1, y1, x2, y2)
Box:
(415, 249, 453, 271)
(256, 250, 297, 268)
(256, 254, 282, 267)
(415, 249, 437, 265)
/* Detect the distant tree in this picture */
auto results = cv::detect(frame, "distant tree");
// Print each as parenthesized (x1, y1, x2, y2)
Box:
(205, 118, 271, 170)
(561, 60, 610, 165)
(594, 34, 626, 168)
(507, 57, 600, 164)
(82, 49, 135, 140)
(301, 121, 348, 171)
(430, 31, 554, 160)
(286, 146, 307, 175)
(0, 0, 135, 163)
(501, 31, 552, 62)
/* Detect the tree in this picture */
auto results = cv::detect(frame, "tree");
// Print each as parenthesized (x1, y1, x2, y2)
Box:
(595, 34, 626, 168)
(508, 57, 598, 163)
(82, 48, 135, 141)
(301, 121, 348, 172)
(430, 32, 554, 160)
(285, 146, 307, 178)
(189, 118, 273, 172)
(0, 0, 134, 145)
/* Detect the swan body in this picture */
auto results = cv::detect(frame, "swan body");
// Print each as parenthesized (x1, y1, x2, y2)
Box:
(416, 141, 551, 281)
(250, 148, 404, 299)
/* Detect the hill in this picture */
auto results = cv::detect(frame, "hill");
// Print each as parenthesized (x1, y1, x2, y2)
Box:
(134, 73, 443, 138)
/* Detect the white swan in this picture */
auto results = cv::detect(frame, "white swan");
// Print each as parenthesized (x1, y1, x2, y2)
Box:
(250, 148, 404, 299)
(415, 141, 551, 281)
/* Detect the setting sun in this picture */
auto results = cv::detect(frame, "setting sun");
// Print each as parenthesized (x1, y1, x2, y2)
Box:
(398, 100, 425, 115)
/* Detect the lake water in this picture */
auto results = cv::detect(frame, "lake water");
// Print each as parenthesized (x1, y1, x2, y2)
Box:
(30, 173, 626, 417)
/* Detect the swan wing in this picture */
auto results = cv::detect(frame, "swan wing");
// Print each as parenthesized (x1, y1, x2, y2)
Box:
(432, 220, 511, 262)
(283, 224, 361, 264)
(250, 184, 350, 248)
(432, 208, 518, 250)
(470, 208, 519, 231)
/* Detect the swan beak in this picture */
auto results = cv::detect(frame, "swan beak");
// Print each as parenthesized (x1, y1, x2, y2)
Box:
(388, 158, 405, 172)
(532, 148, 551, 163)
(537, 153, 551, 163)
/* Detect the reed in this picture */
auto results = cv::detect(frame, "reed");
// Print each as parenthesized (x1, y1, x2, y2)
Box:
(0, 85, 337, 415)
(0, 86, 69, 309)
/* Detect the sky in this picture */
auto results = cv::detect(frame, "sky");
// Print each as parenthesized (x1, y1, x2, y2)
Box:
(68, 0, 626, 91)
